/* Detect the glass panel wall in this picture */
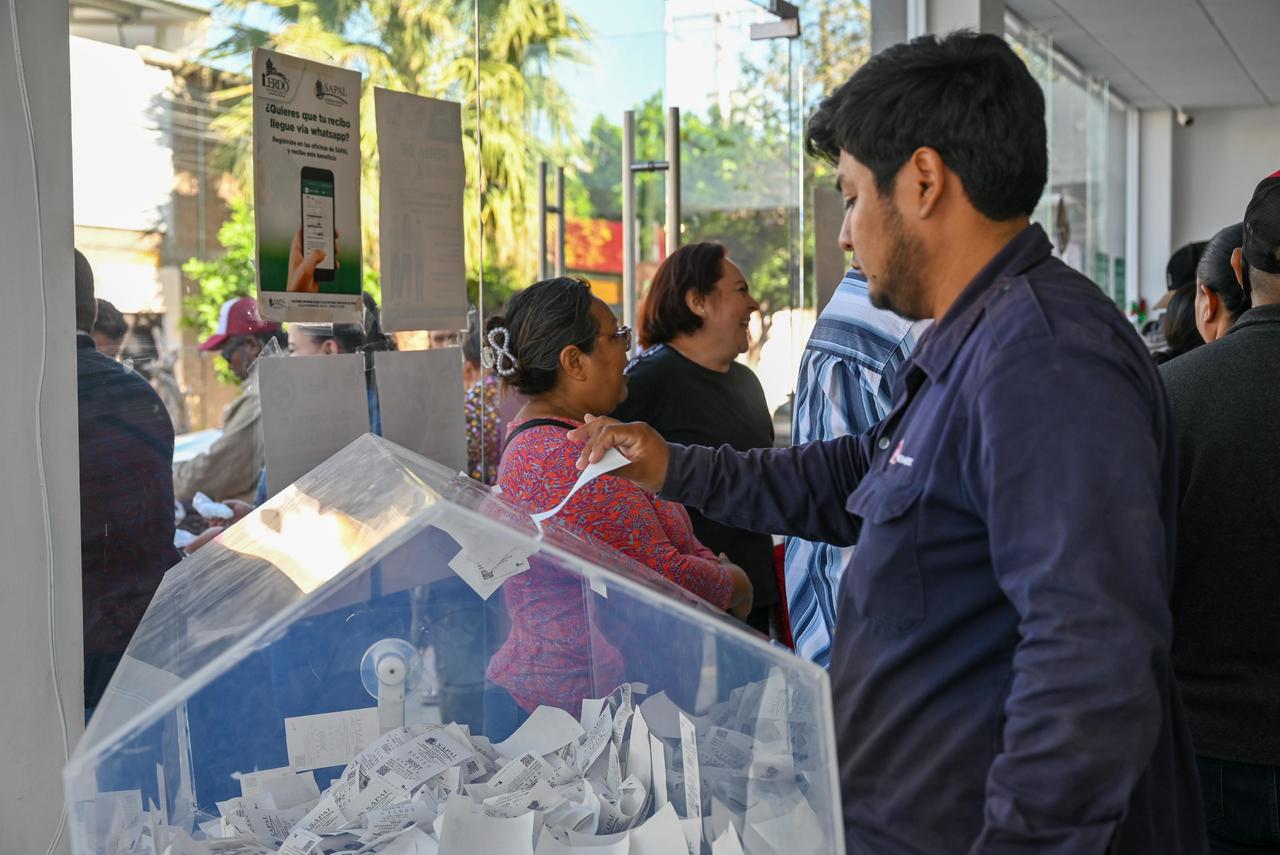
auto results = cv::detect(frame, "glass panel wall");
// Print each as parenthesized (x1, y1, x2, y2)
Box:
(1007, 14, 1133, 305)
(69, 0, 483, 711)
(665, 0, 804, 430)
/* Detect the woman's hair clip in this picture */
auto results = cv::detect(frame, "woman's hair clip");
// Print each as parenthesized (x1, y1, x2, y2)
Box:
(483, 327, 520, 377)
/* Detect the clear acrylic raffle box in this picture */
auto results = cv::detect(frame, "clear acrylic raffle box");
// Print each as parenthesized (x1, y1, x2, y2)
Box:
(65, 435, 843, 855)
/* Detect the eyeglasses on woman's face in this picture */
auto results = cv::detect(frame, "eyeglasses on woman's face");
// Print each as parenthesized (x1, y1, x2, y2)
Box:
(598, 324, 633, 353)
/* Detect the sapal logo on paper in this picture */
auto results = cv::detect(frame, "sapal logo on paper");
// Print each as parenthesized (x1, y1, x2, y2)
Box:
(260, 58, 290, 96)
(314, 80, 349, 106)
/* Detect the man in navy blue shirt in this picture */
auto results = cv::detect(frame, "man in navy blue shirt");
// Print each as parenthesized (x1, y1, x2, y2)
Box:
(571, 32, 1206, 854)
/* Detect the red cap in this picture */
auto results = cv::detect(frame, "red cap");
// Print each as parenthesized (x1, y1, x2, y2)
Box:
(198, 297, 281, 352)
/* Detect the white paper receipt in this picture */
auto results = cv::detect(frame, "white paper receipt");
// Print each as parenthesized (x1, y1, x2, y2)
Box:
(530, 448, 631, 524)
(284, 708, 380, 771)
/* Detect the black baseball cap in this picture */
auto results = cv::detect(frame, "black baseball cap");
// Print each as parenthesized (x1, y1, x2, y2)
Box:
(1242, 170, 1280, 276)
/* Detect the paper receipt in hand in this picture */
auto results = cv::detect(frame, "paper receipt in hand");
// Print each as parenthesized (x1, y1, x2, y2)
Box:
(530, 448, 631, 524)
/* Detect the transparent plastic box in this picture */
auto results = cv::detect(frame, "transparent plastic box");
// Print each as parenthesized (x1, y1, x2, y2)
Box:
(66, 435, 843, 854)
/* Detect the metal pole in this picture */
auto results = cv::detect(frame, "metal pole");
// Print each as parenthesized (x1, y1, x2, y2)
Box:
(622, 110, 636, 331)
(555, 166, 566, 276)
(665, 107, 681, 256)
(538, 161, 549, 280)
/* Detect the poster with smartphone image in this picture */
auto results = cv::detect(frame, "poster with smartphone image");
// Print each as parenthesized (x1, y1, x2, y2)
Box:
(253, 48, 362, 322)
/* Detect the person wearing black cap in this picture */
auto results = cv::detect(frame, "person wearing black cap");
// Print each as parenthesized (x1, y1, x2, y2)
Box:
(1160, 171, 1280, 853)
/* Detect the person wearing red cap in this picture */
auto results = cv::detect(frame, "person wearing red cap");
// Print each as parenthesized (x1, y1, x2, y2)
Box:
(1160, 170, 1280, 853)
(172, 296, 282, 504)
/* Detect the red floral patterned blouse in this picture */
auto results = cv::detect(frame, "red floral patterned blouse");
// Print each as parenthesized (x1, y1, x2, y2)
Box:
(486, 417, 734, 713)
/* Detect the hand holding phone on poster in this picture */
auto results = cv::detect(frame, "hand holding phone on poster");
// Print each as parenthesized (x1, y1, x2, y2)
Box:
(288, 225, 340, 292)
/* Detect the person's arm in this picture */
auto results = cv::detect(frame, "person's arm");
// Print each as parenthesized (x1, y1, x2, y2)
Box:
(560, 473, 736, 609)
(172, 388, 263, 503)
(571, 417, 873, 546)
(967, 341, 1172, 854)
(661, 437, 870, 547)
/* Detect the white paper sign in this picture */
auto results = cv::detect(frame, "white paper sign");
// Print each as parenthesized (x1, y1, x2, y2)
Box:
(260, 353, 371, 495)
(375, 88, 467, 332)
(252, 48, 363, 323)
(284, 708, 380, 771)
(373, 350, 466, 471)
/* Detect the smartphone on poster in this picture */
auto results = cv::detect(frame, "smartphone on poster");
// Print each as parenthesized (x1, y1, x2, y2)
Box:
(299, 166, 336, 283)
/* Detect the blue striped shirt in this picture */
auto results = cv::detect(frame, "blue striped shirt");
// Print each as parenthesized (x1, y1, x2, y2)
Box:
(785, 270, 929, 666)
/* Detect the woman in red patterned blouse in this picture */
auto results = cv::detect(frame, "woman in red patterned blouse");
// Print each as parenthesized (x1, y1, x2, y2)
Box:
(483, 278, 754, 717)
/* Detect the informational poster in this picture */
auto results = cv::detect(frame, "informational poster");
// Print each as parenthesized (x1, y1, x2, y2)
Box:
(259, 354, 371, 495)
(375, 88, 468, 332)
(253, 48, 363, 322)
(374, 350, 466, 471)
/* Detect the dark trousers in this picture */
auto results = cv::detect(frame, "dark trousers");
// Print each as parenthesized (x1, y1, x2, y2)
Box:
(1198, 754, 1280, 853)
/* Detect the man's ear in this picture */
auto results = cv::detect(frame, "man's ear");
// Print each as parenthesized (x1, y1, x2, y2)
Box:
(321, 339, 340, 356)
(903, 146, 946, 220)
(1231, 246, 1245, 288)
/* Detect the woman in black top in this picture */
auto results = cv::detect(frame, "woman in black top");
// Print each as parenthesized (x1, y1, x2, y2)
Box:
(611, 241, 776, 633)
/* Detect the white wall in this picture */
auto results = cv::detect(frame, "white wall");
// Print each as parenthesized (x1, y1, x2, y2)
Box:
(1171, 105, 1280, 249)
(0, 1, 83, 854)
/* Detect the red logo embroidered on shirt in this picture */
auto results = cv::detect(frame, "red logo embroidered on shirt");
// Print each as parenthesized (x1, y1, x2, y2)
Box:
(890, 440, 915, 467)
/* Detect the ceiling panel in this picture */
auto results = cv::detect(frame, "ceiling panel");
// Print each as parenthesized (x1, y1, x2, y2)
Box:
(1008, 0, 1280, 108)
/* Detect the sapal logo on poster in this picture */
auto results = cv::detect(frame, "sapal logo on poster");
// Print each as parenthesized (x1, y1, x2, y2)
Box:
(260, 58, 290, 96)
(315, 80, 349, 106)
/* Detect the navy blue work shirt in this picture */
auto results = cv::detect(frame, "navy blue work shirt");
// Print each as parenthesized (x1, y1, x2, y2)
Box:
(661, 226, 1207, 854)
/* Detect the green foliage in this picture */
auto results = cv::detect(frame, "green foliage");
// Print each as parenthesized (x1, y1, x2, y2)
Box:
(182, 196, 257, 338)
(203, 0, 590, 296)
(179, 197, 254, 386)
(183, 0, 870, 362)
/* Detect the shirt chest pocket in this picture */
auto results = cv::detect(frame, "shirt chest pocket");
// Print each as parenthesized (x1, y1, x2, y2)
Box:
(843, 476, 926, 636)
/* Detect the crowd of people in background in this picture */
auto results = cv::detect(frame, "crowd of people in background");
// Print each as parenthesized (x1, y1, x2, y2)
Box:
(72, 27, 1279, 855)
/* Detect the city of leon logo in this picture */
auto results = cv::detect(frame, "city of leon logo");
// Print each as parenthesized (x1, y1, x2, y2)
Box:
(315, 80, 348, 106)
(260, 58, 289, 95)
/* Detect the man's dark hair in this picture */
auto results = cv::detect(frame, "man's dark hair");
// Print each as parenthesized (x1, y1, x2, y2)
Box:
(92, 298, 129, 342)
(74, 249, 97, 333)
(805, 31, 1047, 221)
(639, 242, 728, 349)
(484, 278, 597, 396)
(1197, 223, 1250, 319)
(296, 324, 365, 353)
